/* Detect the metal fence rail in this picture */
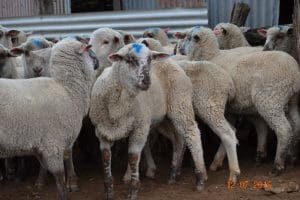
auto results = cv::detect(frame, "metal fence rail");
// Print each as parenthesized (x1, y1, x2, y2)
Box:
(0, 8, 208, 39)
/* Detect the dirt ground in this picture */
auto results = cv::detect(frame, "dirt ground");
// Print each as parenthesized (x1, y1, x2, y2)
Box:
(1, 126, 300, 200)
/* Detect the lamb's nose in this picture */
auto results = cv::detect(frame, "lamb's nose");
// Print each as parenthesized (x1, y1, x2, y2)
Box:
(33, 67, 43, 75)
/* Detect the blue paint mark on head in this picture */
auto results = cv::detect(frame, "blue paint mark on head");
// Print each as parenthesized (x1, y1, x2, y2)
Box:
(29, 38, 45, 48)
(132, 43, 144, 54)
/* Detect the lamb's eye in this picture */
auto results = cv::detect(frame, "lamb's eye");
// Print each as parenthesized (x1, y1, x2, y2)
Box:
(103, 40, 109, 44)
(193, 35, 200, 41)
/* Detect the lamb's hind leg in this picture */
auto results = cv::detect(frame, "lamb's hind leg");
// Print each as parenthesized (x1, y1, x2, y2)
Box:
(157, 122, 185, 184)
(64, 149, 79, 192)
(168, 107, 207, 191)
(206, 114, 240, 183)
(254, 99, 292, 175)
(287, 94, 300, 164)
(247, 116, 269, 166)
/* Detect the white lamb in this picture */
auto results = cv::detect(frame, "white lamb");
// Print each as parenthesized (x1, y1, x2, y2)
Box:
(0, 39, 97, 199)
(182, 26, 300, 175)
(89, 27, 124, 77)
(89, 43, 207, 199)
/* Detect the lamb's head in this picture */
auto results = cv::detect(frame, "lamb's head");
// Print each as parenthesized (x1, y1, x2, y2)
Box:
(89, 28, 124, 71)
(51, 39, 98, 80)
(20, 48, 51, 77)
(136, 37, 164, 52)
(11, 30, 33, 47)
(181, 26, 219, 60)
(143, 27, 170, 46)
(109, 43, 169, 92)
(213, 23, 248, 49)
(263, 25, 294, 54)
(11, 37, 53, 53)
(0, 44, 16, 68)
(0, 26, 20, 48)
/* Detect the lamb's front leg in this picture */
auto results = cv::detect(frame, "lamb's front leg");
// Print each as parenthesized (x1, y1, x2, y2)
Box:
(99, 137, 114, 200)
(64, 149, 79, 192)
(127, 131, 148, 200)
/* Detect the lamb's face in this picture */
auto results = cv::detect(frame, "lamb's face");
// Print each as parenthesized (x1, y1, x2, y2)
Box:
(214, 23, 239, 49)
(263, 26, 294, 53)
(0, 26, 20, 48)
(24, 49, 50, 77)
(89, 28, 124, 62)
(109, 43, 169, 91)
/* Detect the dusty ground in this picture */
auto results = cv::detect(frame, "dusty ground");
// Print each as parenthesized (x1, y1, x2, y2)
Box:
(1, 125, 300, 200)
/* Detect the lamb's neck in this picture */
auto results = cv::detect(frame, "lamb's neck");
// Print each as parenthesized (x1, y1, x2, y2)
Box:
(95, 56, 112, 77)
(52, 62, 92, 117)
(108, 66, 140, 120)
(192, 44, 220, 61)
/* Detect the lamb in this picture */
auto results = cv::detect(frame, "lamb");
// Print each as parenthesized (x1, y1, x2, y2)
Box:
(0, 39, 97, 200)
(89, 27, 125, 77)
(263, 25, 298, 61)
(181, 26, 300, 175)
(143, 27, 175, 54)
(213, 23, 250, 49)
(89, 43, 207, 199)
(136, 36, 239, 183)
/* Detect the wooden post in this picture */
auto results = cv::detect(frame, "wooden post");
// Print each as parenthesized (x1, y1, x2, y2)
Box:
(230, 2, 250, 27)
(36, 0, 54, 15)
(294, 0, 300, 62)
(113, 0, 122, 11)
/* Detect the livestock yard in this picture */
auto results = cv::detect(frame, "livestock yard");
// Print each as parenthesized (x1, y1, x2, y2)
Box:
(0, 0, 300, 200)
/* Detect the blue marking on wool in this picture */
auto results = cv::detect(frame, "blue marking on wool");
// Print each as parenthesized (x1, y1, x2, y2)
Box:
(30, 39, 44, 48)
(132, 43, 144, 54)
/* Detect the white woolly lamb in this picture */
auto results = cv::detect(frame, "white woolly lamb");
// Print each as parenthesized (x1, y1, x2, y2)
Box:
(89, 43, 207, 199)
(213, 23, 250, 49)
(0, 39, 97, 199)
(89, 27, 125, 77)
(182, 26, 300, 175)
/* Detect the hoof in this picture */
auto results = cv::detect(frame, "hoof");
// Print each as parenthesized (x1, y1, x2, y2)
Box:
(123, 175, 131, 184)
(145, 168, 156, 179)
(229, 172, 240, 184)
(127, 191, 138, 200)
(105, 192, 114, 200)
(270, 167, 283, 177)
(209, 161, 222, 171)
(168, 177, 176, 185)
(195, 172, 206, 192)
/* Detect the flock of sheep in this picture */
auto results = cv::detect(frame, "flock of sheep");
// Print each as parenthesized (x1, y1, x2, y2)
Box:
(0, 21, 298, 200)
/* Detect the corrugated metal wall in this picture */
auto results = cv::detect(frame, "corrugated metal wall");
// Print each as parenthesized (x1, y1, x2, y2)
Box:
(208, 0, 280, 28)
(0, 8, 208, 39)
(0, 0, 71, 18)
(122, 0, 207, 10)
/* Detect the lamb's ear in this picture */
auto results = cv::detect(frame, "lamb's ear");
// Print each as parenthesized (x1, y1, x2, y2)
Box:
(10, 47, 25, 55)
(108, 53, 123, 62)
(163, 28, 170, 33)
(124, 34, 135, 45)
(6, 30, 20, 37)
(25, 31, 33, 37)
(222, 28, 227, 35)
(6, 51, 18, 57)
(151, 51, 169, 61)
(257, 28, 267, 37)
(141, 40, 149, 47)
(75, 36, 89, 44)
(79, 44, 92, 54)
(174, 32, 186, 39)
